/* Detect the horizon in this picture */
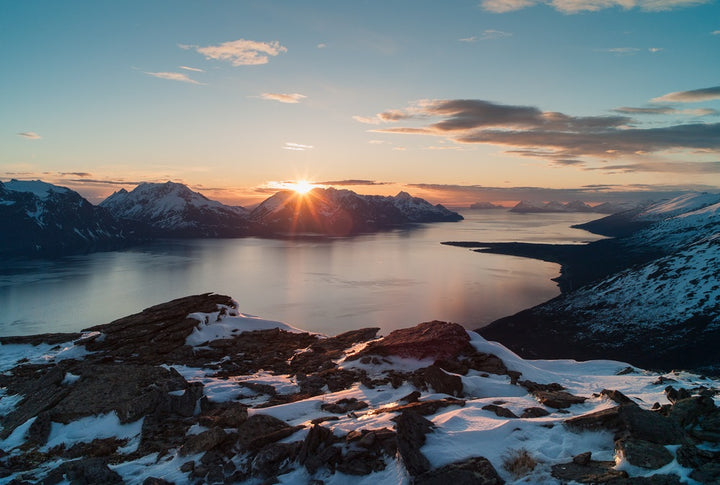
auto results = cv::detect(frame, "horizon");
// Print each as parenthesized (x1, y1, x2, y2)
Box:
(3, 1, 720, 206)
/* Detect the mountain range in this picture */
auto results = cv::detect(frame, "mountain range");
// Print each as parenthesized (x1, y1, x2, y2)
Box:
(477, 192, 720, 374)
(0, 180, 463, 257)
(509, 199, 636, 214)
(0, 180, 128, 257)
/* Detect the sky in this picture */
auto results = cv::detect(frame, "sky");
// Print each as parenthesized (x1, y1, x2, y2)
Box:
(2, 0, 719, 206)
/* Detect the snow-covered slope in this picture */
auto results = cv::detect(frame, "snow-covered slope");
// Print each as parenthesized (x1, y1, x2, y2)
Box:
(250, 188, 462, 236)
(0, 179, 127, 257)
(100, 182, 249, 237)
(483, 192, 720, 373)
(1, 295, 717, 484)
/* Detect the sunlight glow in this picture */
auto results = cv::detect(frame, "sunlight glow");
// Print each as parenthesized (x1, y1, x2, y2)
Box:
(267, 180, 320, 194)
(289, 180, 315, 194)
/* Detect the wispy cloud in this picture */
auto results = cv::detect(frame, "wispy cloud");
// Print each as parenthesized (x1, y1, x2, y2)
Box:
(358, 98, 720, 170)
(182, 39, 287, 66)
(259, 93, 307, 104)
(652, 86, 720, 103)
(144, 71, 204, 84)
(597, 47, 641, 55)
(711, 30, 720, 35)
(179, 65, 204, 72)
(459, 30, 512, 42)
(319, 179, 390, 186)
(481, 0, 711, 14)
(283, 142, 313, 151)
(613, 106, 718, 116)
(648, 47, 663, 53)
(59, 172, 92, 177)
(481, 0, 535, 13)
(586, 161, 720, 174)
(317, 43, 328, 49)
(17, 132, 41, 140)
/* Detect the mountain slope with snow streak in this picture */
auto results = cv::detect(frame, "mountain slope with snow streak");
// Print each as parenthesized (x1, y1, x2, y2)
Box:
(0, 179, 127, 257)
(249, 187, 462, 236)
(100, 181, 250, 237)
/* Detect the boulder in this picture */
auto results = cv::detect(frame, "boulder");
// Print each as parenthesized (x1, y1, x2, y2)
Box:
(415, 456, 505, 484)
(551, 459, 628, 483)
(615, 438, 674, 469)
(521, 407, 550, 419)
(565, 404, 686, 444)
(41, 457, 122, 485)
(320, 398, 369, 414)
(482, 404, 518, 419)
(668, 395, 716, 427)
(179, 427, 227, 456)
(420, 365, 463, 396)
(393, 411, 435, 476)
(251, 442, 300, 478)
(349, 321, 472, 361)
(534, 390, 587, 409)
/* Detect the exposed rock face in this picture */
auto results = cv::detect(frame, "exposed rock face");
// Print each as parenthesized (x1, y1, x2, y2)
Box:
(1, 293, 718, 484)
(350, 320, 472, 361)
(415, 456, 505, 484)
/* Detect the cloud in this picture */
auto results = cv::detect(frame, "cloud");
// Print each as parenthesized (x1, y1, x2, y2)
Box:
(648, 47, 663, 53)
(317, 43, 327, 48)
(179, 65, 204, 72)
(652, 86, 720, 103)
(480, 0, 711, 13)
(459, 30, 512, 42)
(144, 71, 204, 84)
(597, 47, 641, 54)
(613, 106, 718, 116)
(481, 0, 536, 13)
(259, 93, 307, 104)
(585, 161, 720, 173)
(59, 172, 92, 177)
(319, 179, 390, 186)
(363, 98, 720, 163)
(185, 39, 287, 66)
(283, 142, 313, 151)
(712, 30, 720, 35)
(17, 132, 41, 140)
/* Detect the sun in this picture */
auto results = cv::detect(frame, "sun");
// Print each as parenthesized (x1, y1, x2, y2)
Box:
(288, 180, 315, 194)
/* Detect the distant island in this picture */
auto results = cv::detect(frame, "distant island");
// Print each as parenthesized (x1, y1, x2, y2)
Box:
(0, 180, 462, 258)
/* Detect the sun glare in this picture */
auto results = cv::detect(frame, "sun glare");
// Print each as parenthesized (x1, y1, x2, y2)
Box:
(288, 180, 315, 194)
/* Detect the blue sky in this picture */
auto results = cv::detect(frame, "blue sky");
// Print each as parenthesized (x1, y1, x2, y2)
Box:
(2, 0, 719, 205)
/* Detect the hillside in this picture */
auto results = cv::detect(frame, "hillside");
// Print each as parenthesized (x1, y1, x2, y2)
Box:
(476, 193, 720, 374)
(0, 180, 128, 257)
(0, 294, 717, 484)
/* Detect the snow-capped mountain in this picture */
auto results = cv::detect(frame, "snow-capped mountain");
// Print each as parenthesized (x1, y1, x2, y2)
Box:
(250, 188, 462, 236)
(481, 192, 720, 374)
(0, 180, 127, 257)
(100, 182, 250, 237)
(510, 199, 627, 214)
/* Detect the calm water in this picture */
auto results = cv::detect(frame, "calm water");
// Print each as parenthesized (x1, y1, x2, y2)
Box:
(0, 211, 605, 337)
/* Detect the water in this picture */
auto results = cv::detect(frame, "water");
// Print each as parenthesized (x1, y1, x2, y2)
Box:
(0, 211, 605, 337)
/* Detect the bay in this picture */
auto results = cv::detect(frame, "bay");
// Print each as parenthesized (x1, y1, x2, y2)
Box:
(0, 211, 605, 336)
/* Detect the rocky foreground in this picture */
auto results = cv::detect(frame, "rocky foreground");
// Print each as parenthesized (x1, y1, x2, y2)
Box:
(1, 294, 719, 484)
